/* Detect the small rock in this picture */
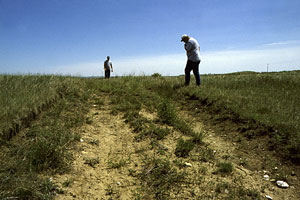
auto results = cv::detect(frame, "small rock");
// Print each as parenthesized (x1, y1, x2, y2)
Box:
(265, 195, 273, 200)
(224, 189, 229, 194)
(274, 167, 278, 170)
(185, 162, 192, 167)
(80, 139, 84, 142)
(276, 180, 289, 188)
(116, 182, 121, 186)
(263, 175, 270, 181)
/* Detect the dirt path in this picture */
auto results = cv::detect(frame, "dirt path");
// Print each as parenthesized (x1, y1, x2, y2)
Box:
(53, 95, 142, 199)
(53, 94, 299, 199)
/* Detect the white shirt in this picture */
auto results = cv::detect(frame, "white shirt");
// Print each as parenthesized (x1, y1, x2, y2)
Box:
(184, 37, 201, 62)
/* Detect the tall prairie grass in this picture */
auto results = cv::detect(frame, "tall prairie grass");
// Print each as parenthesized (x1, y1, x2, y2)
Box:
(0, 74, 90, 199)
(0, 75, 86, 139)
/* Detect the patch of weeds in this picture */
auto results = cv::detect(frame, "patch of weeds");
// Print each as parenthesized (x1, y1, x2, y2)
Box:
(84, 157, 100, 168)
(138, 124, 170, 141)
(124, 111, 149, 133)
(194, 146, 215, 162)
(174, 138, 195, 158)
(131, 118, 148, 133)
(173, 119, 194, 136)
(216, 162, 234, 174)
(62, 178, 74, 188)
(191, 131, 205, 144)
(112, 95, 142, 114)
(157, 99, 177, 125)
(108, 158, 128, 169)
(124, 110, 140, 121)
(139, 157, 185, 199)
(24, 125, 75, 172)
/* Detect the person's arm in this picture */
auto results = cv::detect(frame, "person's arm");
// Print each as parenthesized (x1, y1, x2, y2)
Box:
(111, 63, 113, 72)
(185, 42, 195, 52)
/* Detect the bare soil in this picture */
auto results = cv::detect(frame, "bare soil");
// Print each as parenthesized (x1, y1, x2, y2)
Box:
(53, 94, 300, 199)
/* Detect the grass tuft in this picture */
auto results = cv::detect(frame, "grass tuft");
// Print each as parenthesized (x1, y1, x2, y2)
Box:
(174, 138, 195, 158)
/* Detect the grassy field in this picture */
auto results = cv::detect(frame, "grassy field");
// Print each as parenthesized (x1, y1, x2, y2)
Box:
(0, 75, 91, 199)
(1, 71, 299, 199)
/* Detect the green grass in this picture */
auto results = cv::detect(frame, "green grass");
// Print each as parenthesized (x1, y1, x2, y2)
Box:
(0, 74, 90, 199)
(139, 157, 185, 199)
(1, 70, 300, 198)
(216, 162, 234, 174)
(0, 75, 86, 139)
(174, 138, 195, 158)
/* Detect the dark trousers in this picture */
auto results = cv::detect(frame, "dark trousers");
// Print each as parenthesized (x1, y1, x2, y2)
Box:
(185, 60, 201, 86)
(105, 70, 110, 79)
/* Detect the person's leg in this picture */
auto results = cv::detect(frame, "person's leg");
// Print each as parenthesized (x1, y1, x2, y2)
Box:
(192, 61, 201, 86)
(185, 60, 193, 85)
(107, 70, 111, 79)
(105, 70, 108, 78)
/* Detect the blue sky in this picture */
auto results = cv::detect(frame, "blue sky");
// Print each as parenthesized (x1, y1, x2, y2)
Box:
(1, 0, 300, 76)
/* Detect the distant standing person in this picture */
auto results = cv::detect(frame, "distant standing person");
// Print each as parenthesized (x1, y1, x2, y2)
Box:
(181, 34, 201, 86)
(104, 56, 113, 79)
